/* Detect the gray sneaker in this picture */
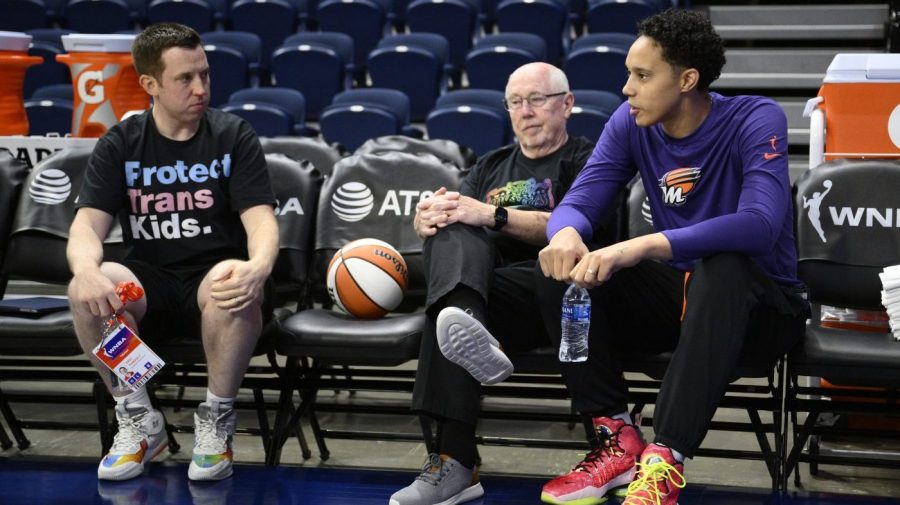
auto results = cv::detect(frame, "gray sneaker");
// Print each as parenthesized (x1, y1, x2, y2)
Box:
(389, 454, 484, 505)
(436, 307, 513, 385)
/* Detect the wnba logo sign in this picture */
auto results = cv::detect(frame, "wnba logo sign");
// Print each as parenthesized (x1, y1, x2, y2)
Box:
(29, 169, 72, 205)
(332, 182, 375, 222)
(659, 167, 701, 206)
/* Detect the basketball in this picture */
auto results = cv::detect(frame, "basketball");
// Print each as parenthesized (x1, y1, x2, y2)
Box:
(823, 180, 832, 189)
(326, 238, 408, 319)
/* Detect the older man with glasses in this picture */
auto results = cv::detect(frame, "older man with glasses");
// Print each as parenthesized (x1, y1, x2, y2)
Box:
(389, 62, 621, 505)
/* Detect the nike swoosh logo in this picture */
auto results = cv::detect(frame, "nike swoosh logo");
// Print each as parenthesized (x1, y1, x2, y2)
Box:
(763, 152, 782, 160)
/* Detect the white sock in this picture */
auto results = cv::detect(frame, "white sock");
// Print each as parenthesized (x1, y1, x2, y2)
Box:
(612, 412, 633, 425)
(655, 443, 685, 463)
(116, 387, 152, 410)
(206, 390, 236, 410)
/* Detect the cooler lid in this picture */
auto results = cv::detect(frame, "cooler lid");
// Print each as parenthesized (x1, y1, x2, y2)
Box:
(0, 31, 33, 52)
(62, 34, 135, 53)
(824, 53, 900, 83)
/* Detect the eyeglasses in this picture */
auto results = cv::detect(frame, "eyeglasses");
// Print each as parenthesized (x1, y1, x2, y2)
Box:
(503, 91, 568, 110)
(503, 91, 568, 111)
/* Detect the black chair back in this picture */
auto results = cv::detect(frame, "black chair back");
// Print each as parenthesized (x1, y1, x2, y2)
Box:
(309, 151, 465, 305)
(795, 159, 900, 309)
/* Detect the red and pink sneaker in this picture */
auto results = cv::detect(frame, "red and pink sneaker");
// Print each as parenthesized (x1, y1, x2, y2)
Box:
(622, 444, 686, 505)
(541, 417, 646, 504)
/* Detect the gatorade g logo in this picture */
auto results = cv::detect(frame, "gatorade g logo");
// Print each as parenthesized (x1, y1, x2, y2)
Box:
(659, 167, 701, 206)
(77, 69, 106, 105)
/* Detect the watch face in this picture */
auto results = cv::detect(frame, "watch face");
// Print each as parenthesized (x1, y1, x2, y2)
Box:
(493, 206, 508, 230)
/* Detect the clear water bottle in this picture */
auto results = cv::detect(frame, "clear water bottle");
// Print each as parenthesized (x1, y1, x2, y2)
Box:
(560, 283, 590, 362)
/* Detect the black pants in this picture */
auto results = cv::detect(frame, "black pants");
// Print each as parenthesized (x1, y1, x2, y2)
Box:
(535, 253, 808, 457)
(411, 224, 549, 425)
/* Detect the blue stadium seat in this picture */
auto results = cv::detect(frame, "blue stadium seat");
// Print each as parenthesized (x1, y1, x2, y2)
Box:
(316, 0, 390, 83)
(568, 89, 621, 142)
(65, 0, 132, 33)
(586, 0, 658, 35)
(426, 89, 510, 156)
(228, 87, 309, 136)
(24, 98, 72, 136)
(405, 0, 477, 86)
(283, 31, 355, 85)
(147, 0, 215, 33)
(201, 31, 263, 84)
(565, 33, 635, 96)
(201, 44, 250, 107)
(0, 0, 48, 31)
(230, 0, 298, 69)
(24, 42, 70, 99)
(320, 88, 414, 152)
(272, 40, 349, 120)
(367, 33, 449, 121)
(221, 102, 294, 138)
(31, 83, 73, 100)
(495, 0, 569, 63)
(464, 33, 546, 91)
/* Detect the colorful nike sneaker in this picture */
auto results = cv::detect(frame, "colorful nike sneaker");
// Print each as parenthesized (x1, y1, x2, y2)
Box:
(188, 402, 235, 481)
(541, 417, 645, 504)
(622, 444, 686, 505)
(97, 403, 167, 481)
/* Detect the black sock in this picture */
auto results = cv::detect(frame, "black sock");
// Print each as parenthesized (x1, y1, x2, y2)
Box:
(444, 285, 486, 325)
(438, 420, 477, 469)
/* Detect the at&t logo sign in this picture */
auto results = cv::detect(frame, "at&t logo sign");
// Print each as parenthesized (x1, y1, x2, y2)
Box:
(331, 182, 374, 222)
(29, 169, 72, 205)
(330, 181, 436, 222)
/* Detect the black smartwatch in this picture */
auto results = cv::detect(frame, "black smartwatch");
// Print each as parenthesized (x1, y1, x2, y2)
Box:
(491, 206, 508, 231)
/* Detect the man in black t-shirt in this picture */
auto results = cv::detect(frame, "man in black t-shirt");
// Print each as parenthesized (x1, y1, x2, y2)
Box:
(390, 63, 614, 505)
(67, 23, 278, 483)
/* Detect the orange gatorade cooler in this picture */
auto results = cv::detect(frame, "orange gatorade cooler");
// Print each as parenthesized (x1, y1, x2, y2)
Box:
(57, 34, 149, 138)
(0, 31, 43, 136)
(811, 53, 900, 162)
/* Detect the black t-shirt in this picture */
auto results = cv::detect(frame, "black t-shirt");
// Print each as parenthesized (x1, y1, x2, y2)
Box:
(76, 108, 275, 269)
(460, 135, 595, 262)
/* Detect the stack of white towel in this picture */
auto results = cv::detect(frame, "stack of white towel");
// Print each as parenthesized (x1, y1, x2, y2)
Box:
(879, 265, 900, 341)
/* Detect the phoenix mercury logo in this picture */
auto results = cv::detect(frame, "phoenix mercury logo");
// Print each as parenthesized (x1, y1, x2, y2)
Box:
(659, 167, 701, 206)
(803, 180, 832, 243)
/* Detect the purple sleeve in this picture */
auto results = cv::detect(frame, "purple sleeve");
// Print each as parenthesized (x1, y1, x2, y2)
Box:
(546, 105, 636, 241)
(661, 101, 791, 261)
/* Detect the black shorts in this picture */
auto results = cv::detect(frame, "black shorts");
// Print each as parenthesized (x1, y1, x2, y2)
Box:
(122, 259, 275, 343)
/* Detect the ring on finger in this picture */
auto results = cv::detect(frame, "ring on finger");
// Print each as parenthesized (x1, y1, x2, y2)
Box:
(586, 269, 596, 276)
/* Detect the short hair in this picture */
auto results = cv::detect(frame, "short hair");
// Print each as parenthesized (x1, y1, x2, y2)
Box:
(132, 22, 202, 80)
(638, 9, 726, 91)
